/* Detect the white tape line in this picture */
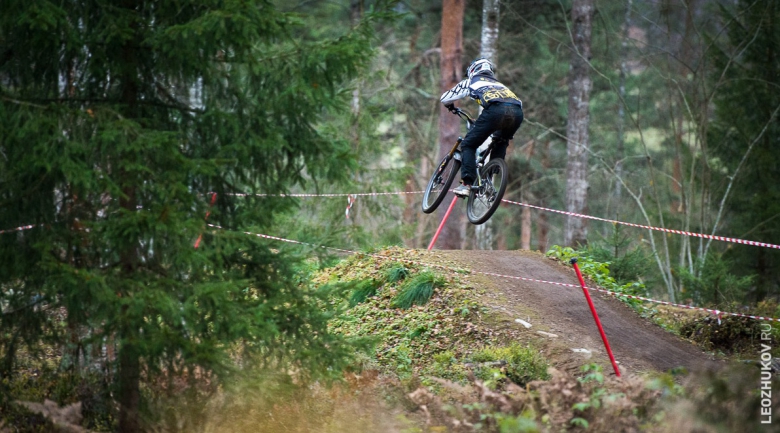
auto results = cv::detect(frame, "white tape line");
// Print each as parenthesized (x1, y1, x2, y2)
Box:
(223, 189, 780, 250)
(0, 224, 36, 235)
(7, 188, 777, 252)
(204, 225, 780, 323)
(225, 191, 425, 198)
(501, 198, 780, 250)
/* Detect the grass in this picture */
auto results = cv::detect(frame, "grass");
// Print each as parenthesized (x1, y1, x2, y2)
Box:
(385, 264, 409, 283)
(348, 279, 380, 307)
(390, 271, 442, 309)
(319, 247, 527, 383)
(7, 246, 776, 433)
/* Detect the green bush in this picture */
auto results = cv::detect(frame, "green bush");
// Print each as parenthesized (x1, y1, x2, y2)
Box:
(586, 223, 650, 285)
(678, 314, 774, 355)
(546, 245, 646, 310)
(470, 343, 550, 386)
(677, 252, 754, 306)
(1, 369, 115, 431)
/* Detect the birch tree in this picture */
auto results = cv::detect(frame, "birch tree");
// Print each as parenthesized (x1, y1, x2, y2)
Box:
(475, 0, 500, 250)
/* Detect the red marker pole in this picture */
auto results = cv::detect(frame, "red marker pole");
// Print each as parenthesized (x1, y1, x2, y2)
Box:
(570, 258, 621, 377)
(427, 196, 460, 250)
(194, 192, 218, 249)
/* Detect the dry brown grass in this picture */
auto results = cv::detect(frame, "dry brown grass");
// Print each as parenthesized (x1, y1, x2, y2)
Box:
(405, 367, 661, 433)
(150, 370, 422, 433)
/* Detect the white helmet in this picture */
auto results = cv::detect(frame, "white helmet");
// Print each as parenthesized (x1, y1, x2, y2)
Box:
(467, 58, 495, 79)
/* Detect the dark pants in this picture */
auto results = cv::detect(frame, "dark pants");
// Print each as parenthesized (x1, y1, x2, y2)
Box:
(460, 102, 524, 185)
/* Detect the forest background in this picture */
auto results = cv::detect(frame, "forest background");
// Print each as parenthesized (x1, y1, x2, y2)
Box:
(288, 0, 779, 308)
(1, 0, 779, 431)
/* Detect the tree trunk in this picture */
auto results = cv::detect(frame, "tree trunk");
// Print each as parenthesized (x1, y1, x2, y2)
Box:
(118, 1, 142, 430)
(117, 185, 142, 433)
(117, 165, 142, 433)
(437, 0, 465, 249)
(350, 0, 363, 121)
(537, 206, 548, 252)
(481, 0, 499, 61)
(564, 0, 594, 247)
(675, 0, 698, 277)
(474, 0, 501, 250)
(520, 139, 537, 251)
(118, 336, 141, 433)
(537, 141, 551, 252)
(475, 223, 494, 250)
(521, 190, 532, 250)
(614, 0, 631, 216)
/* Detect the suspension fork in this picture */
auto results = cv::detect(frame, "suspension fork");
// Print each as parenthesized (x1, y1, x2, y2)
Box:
(435, 137, 463, 176)
(447, 137, 463, 158)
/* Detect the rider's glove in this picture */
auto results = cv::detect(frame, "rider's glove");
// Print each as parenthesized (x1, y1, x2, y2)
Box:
(445, 103, 456, 113)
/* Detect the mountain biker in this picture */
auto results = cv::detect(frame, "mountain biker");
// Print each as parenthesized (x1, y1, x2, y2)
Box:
(440, 58, 524, 197)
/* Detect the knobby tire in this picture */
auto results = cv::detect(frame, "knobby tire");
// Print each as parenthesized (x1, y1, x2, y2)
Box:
(422, 154, 461, 214)
(466, 158, 507, 224)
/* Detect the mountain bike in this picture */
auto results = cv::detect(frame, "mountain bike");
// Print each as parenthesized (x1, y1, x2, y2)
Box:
(421, 108, 508, 225)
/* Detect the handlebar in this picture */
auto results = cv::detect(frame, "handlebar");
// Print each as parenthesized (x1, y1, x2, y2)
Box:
(451, 107, 474, 130)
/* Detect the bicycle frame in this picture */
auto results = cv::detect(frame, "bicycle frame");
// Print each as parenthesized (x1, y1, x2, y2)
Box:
(435, 109, 474, 176)
(435, 108, 502, 192)
(423, 107, 509, 224)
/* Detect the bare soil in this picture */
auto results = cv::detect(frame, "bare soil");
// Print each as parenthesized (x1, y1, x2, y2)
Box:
(420, 249, 718, 376)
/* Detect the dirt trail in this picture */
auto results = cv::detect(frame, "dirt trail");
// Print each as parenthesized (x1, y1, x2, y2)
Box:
(423, 249, 717, 375)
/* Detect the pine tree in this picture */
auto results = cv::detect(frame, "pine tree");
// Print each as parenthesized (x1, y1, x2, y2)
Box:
(707, 0, 780, 300)
(436, 0, 465, 249)
(564, 0, 594, 248)
(0, 0, 376, 429)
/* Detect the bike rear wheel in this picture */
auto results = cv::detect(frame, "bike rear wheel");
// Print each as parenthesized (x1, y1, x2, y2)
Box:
(466, 158, 508, 224)
(422, 153, 461, 214)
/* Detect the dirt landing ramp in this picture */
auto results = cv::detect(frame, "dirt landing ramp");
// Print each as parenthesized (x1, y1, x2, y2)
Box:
(426, 249, 717, 374)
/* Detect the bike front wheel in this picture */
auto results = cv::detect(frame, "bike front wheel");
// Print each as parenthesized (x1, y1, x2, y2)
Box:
(467, 158, 508, 224)
(422, 154, 461, 214)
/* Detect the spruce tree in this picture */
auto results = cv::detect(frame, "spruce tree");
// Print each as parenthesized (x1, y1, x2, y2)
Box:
(0, 1, 376, 430)
(708, 0, 780, 300)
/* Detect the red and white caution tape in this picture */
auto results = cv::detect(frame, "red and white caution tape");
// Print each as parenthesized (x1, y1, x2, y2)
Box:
(207, 223, 581, 289)
(0, 224, 36, 235)
(225, 191, 425, 198)
(501, 199, 780, 250)
(5, 188, 779, 252)
(204, 225, 780, 323)
(225, 189, 780, 251)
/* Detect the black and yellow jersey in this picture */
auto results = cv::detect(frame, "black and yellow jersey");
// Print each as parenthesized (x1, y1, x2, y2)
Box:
(440, 73, 522, 108)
